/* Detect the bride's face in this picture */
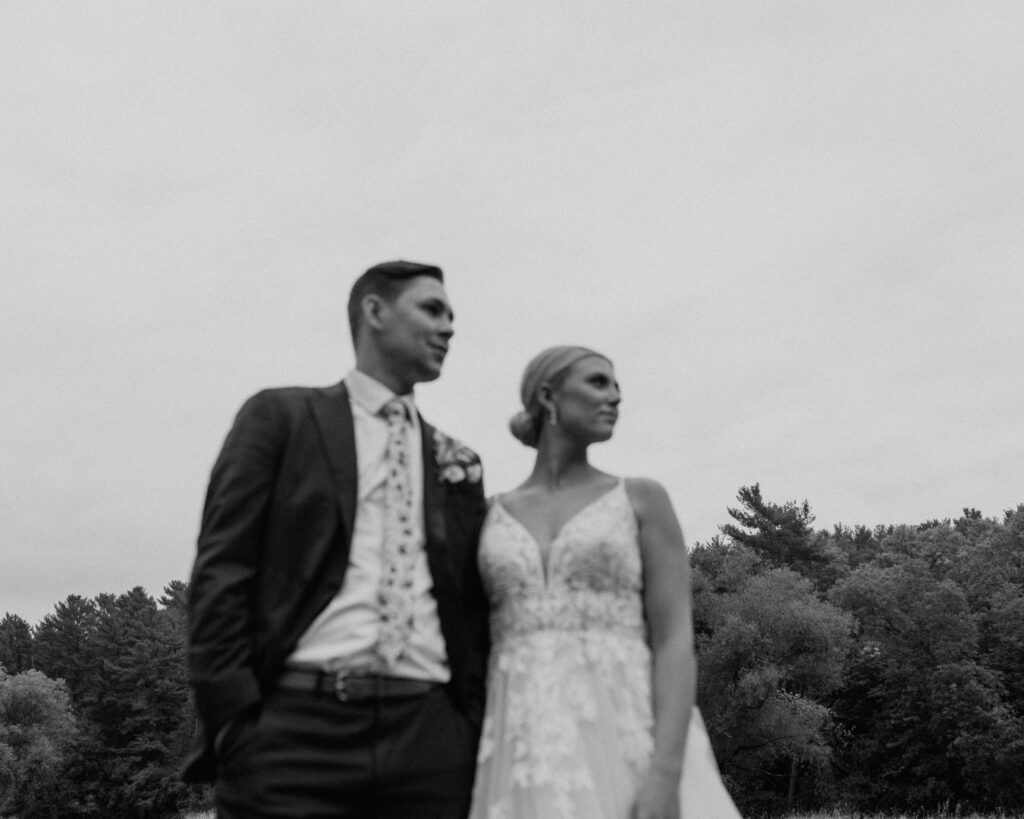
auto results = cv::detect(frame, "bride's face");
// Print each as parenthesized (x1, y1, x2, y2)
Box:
(549, 356, 621, 443)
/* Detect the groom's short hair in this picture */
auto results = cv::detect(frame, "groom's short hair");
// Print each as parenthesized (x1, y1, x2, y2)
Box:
(347, 260, 444, 343)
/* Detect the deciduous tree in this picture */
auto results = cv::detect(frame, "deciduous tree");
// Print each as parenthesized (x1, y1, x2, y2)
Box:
(691, 542, 852, 813)
(0, 668, 77, 816)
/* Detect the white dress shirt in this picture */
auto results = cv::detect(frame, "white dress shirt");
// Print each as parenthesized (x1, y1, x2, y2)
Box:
(286, 369, 450, 682)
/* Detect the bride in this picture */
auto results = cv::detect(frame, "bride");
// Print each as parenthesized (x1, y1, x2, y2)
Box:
(469, 346, 741, 819)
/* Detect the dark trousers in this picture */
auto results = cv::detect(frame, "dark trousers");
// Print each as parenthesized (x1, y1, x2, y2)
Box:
(215, 685, 479, 819)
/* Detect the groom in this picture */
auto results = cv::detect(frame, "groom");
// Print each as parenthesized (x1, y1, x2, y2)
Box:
(183, 261, 489, 818)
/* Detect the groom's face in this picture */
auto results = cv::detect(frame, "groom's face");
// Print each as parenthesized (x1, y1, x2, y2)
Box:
(375, 275, 454, 390)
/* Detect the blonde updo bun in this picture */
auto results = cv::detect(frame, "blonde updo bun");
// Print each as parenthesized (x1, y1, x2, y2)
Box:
(509, 345, 610, 448)
(509, 409, 541, 447)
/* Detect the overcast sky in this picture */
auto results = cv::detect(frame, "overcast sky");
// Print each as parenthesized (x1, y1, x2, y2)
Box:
(3, 2, 1023, 626)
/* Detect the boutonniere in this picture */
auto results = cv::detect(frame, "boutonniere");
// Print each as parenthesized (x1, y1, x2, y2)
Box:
(433, 429, 483, 485)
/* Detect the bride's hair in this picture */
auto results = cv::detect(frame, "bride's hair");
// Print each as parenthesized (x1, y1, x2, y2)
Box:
(509, 345, 610, 447)
(508, 409, 542, 448)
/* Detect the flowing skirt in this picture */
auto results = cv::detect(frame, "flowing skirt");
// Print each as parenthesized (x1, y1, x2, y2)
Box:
(469, 629, 742, 819)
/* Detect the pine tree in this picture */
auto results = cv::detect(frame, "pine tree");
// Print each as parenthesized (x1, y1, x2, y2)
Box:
(0, 613, 33, 674)
(720, 484, 830, 585)
(31, 595, 99, 701)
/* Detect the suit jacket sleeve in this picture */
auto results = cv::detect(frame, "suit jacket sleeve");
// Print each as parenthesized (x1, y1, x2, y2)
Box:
(187, 390, 284, 736)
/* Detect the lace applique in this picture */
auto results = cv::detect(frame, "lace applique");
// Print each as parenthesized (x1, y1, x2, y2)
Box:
(475, 481, 655, 819)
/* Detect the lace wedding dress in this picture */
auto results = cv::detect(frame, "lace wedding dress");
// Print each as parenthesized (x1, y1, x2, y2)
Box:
(469, 480, 742, 819)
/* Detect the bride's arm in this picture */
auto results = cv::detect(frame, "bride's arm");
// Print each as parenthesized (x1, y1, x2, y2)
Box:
(626, 477, 696, 819)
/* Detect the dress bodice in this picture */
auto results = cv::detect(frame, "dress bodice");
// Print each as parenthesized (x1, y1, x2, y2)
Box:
(478, 480, 646, 649)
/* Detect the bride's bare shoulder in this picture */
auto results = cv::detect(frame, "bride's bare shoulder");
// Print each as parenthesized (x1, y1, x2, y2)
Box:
(487, 484, 528, 509)
(623, 476, 670, 505)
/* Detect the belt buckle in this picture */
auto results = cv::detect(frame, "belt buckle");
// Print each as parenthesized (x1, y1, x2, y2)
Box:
(334, 670, 371, 702)
(334, 670, 352, 701)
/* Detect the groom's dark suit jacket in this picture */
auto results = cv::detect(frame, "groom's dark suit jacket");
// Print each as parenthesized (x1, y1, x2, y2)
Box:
(183, 381, 490, 782)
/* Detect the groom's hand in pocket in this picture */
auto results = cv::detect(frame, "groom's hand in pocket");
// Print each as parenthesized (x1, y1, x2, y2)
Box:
(214, 705, 260, 762)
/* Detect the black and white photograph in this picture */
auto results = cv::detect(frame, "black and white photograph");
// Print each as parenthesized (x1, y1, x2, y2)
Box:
(2, 4, 1023, 818)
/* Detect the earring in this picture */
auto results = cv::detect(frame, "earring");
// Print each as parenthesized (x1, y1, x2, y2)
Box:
(548, 407, 558, 426)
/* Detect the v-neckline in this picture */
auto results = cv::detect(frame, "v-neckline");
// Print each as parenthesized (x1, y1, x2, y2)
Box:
(495, 480, 623, 586)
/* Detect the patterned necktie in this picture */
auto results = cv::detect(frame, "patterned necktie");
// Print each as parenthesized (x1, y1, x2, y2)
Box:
(377, 397, 418, 666)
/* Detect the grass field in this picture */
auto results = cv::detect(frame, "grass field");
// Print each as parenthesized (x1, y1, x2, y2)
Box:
(784, 814, 1024, 819)
(181, 812, 1024, 818)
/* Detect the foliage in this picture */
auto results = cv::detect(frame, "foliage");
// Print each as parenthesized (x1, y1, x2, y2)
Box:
(0, 614, 33, 675)
(11, 584, 209, 818)
(695, 488, 1024, 816)
(829, 548, 1024, 812)
(720, 483, 832, 586)
(4, 495, 1023, 817)
(692, 540, 853, 814)
(0, 668, 77, 816)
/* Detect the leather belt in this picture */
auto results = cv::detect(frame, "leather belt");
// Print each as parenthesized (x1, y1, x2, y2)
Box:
(277, 668, 441, 702)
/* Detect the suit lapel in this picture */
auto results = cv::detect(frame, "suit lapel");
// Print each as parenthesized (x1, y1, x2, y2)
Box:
(419, 417, 451, 582)
(309, 388, 450, 591)
(309, 381, 358, 550)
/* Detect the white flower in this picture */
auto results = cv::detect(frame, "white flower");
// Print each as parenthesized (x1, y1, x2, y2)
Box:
(441, 464, 466, 484)
(434, 429, 482, 484)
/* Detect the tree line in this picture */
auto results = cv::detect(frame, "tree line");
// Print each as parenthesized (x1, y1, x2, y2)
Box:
(693, 486, 1024, 815)
(0, 582, 209, 817)
(2, 486, 1022, 816)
